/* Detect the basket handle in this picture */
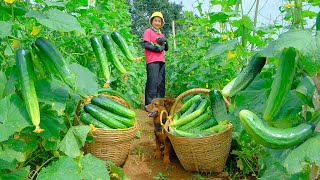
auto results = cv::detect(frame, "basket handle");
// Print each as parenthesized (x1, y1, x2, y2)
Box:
(159, 110, 168, 133)
(170, 88, 210, 116)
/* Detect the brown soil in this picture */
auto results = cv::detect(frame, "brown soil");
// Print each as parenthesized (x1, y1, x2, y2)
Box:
(122, 108, 230, 180)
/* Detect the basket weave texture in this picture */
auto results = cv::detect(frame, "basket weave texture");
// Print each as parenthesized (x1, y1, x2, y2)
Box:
(165, 88, 233, 172)
(75, 94, 138, 166)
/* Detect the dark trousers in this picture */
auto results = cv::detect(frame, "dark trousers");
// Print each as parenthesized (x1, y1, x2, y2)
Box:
(145, 61, 165, 105)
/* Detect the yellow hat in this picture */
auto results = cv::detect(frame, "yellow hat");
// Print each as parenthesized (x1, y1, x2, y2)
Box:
(149, 11, 164, 28)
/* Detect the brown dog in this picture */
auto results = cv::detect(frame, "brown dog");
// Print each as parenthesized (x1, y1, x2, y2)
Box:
(145, 98, 175, 165)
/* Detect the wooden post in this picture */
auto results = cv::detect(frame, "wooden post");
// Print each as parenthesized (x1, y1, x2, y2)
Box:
(172, 20, 177, 50)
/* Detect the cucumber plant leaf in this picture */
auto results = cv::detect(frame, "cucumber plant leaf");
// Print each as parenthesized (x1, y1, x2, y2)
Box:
(80, 154, 110, 180)
(37, 156, 82, 180)
(0, 166, 30, 180)
(0, 21, 11, 38)
(59, 125, 89, 158)
(0, 71, 6, 98)
(36, 78, 70, 112)
(0, 139, 28, 170)
(284, 133, 320, 174)
(0, 93, 31, 142)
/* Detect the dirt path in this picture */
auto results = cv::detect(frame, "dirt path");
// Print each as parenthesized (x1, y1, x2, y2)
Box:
(122, 108, 230, 180)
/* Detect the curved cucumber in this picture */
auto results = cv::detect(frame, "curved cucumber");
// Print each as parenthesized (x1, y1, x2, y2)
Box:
(263, 47, 298, 122)
(222, 54, 266, 97)
(16, 49, 43, 133)
(179, 94, 201, 114)
(34, 37, 76, 89)
(170, 98, 209, 127)
(111, 31, 136, 61)
(180, 98, 201, 118)
(90, 36, 110, 84)
(80, 112, 112, 129)
(210, 89, 228, 122)
(240, 109, 315, 149)
(84, 104, 129, 128)
(91, 95, 136, 119)
(178, 108, 212, 131)
(101, 34, 127, 74)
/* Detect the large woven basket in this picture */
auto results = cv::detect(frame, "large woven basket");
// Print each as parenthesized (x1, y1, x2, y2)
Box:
(165, 88, 233, 172)
(75, 94, 138, 166)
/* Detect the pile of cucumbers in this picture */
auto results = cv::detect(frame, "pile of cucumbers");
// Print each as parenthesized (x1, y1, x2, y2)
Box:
(80, 95, 136, 129)
(169, 89, 230, 137)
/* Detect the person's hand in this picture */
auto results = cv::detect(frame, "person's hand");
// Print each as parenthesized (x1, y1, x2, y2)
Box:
(157, 37, 167, 45)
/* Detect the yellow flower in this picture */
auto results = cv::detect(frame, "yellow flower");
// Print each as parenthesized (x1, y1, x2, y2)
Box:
(284, 4, 295, 8)
(227, 51, 236, 59)
(206, 32, 210, 36)
(187, 49, 191, 53)
(231, 32, 234, 38)
(222, 34, 228, 40)
(189, 26, 193, 31)
(13, 39, 19, 49)
(112, 27, 116, 31)
(219, 23, 224, 29)
(205, 26, 208, 31)
(191, 71, 194, 75)
(206, 83, 208, 88)
(4, 0, 15, 4)
(182, 43, 185, 47)
(30, 25, 40, 36)
(32, 7, 37, 11)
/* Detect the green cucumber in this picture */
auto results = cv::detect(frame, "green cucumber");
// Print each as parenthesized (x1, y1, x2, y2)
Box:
(203, 124, 228, 134)
(90, 36, 111, 84)
(172, 112, 181, 121)
(84, 104, 129, 129)
(179, 94, 201, 114)
(16, 49, 43, 133)
(180, 97, 201, 118)
(177, 108, 212, 131)
(97, 88, 131, 107)
(210, 89, 228, 122)
(111, 31, 136, 61)
(170, 98, 209, 127)
(101, 34, 127, 74)
(222, 54, 266, 97)
(187, 117, 218, 133)
(263, 47, 298, 122)
(240, 109, 315, 149)
(34, 37, 76, 89)
(80, 112, 112, 129)
(296, 75, 315, 108)
(316, 11, 320, 31)
(91, 95, 136, 119)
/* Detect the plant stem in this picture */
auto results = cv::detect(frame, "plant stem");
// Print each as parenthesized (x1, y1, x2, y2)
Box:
(30, 156, 56, 180)
(11, 4, 14, 21)
(251, 0, 260, 51)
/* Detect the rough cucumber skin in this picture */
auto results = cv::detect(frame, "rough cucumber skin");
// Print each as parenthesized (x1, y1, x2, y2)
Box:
(240, 109, 314, 149)
(80, 113, 111, 129)
(222, 54, 266, 97)
(101, 34, 127, 74)
(84, 104, 129, 129)
(179, 94, 201, 114)
(34, 37, 76, 89)
(111, 31, 135, 61)
(210, 89, 228, 122)
(91, 95, 136, 119)
(170, 98, 209, 127)
(90, 36, 110, 81)
(178, 110, 212, 131)
(16, 49, 40, 126)
(263, 47, 298, 122)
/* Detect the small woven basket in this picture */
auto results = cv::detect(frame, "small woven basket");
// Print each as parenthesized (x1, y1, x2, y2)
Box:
(165, 88, 233, 172)
(74, 94, 138, 166)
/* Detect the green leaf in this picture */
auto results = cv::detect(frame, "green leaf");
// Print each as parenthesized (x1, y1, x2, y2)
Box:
(25, 11, 46, 19)
(0, 93, 31, 142)
(71, 63, 99, 97)
(38, 106, 67, 141)
(44, 0, 68, 7)
(242, 15, 253, 29)
(0, 21, 11, 38)
(0, 140, 28, 170)
(204, 39, 237, 59)
(107, 160, 129, 180)
(262, 30, 320, 76)
(35, 78, 69, 112)
(0, 71, 7, 98)
(80, 154, 110, 180)
(32, 9, 84, 33)
(284, 134, 320, 174)
(59, 125, 89, 158)
(0, 166, 30, 180)
(37, 156, 81, 180)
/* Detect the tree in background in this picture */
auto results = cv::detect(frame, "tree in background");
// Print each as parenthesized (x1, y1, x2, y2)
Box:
(126, 0, 184, 38)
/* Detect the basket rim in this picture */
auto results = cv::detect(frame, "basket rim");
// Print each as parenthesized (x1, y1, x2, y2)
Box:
(93, 120, 139, 133)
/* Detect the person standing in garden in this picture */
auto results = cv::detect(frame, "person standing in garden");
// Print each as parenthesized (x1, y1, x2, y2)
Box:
(143, 11, 169, 109)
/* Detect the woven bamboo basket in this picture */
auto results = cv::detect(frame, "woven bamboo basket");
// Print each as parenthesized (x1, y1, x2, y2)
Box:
(74, 94, 138, 166)
(165, 88, 233, 172)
